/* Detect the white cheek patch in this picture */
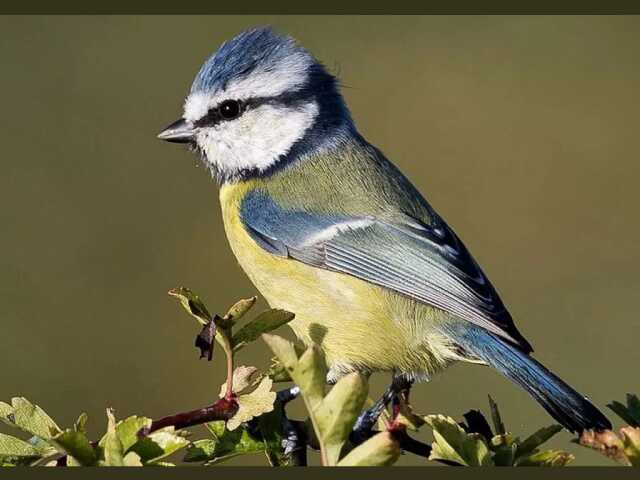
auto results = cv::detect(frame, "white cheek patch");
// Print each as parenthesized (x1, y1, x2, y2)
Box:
(184, 52, 312, 123)
(196, 102, 319, 176)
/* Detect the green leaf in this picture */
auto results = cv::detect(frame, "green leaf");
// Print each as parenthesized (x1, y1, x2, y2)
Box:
(294, 346, 327, 411)
(233, 309, 294, 351)
(0, 398, 61, 440)
(258, 409, 289, 466)
(621, 427, 640, 467)
(0, 402, 12, 421)
(608, 401, 639, 427)
(488, 395, 505, 435)
(224, 297, 257, 323)
(110, 416, 153, 453)
(123, 451, 143, 466)
(129, 427, 189, 464)
(337, 432, 401, 466)
(426, 414, 493, 466)
(29, 435, 58, 457)
(516, 424, 562, 457)
(99, 408, 125, 466)
(609, 394, 640, 428)
(168, 287, 211, 325)
(52, 429, 98, 466)
(261, 334, 299, 375)
(184, 422, 265, 464)
(393, 396, 426, 431)
(627, 395, 640, 426)
(515, 449, 574, 466)
(73, 413, 88, 434)
(315, 372, 368, 465)
(491, 436, 517, 466)
(0, 433, 41, 461)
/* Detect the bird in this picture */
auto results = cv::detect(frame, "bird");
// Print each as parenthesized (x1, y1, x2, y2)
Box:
(158, 27, 611, 434)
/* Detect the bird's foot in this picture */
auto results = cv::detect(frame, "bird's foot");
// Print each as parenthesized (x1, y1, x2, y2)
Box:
(350, 375, 413, 443)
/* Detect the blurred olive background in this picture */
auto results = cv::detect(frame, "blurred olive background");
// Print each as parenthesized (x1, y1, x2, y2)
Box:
(1, 15, 638, 466)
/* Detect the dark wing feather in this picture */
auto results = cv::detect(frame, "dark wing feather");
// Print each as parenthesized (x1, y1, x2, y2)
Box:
(241, 192, 532, 352)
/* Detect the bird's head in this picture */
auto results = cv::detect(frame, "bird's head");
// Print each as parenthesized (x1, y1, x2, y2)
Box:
(158, 27, 353, 183)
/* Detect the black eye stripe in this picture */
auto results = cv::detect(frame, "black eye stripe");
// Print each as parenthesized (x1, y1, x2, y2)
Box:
(194, 99, 245, 127)
(194, 91, 310, 128)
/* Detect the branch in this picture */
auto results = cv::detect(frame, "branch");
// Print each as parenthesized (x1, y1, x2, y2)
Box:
(147, 396, 238, 433)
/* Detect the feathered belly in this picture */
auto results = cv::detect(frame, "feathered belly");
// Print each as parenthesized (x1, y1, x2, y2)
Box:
(219, 183, 462, 378)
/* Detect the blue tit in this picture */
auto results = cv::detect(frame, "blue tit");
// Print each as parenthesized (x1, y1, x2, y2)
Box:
(158, 27, 611, 433)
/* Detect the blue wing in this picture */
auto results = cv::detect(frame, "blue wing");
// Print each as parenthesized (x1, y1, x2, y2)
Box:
(240, 190, 532, 352)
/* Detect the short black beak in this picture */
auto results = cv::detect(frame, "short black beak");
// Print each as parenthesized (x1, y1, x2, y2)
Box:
(157, 118, 195, 143)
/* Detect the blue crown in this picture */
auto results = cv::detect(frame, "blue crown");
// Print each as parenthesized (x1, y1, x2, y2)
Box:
(190, 27, 312, 94)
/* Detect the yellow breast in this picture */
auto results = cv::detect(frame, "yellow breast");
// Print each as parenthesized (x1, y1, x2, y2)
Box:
(219, 182, 459, 377)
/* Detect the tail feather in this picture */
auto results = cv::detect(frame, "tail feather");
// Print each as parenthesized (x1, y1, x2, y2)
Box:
(451, 325, 612, 433)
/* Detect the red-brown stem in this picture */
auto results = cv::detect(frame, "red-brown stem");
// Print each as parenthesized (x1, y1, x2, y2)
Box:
(149, 396, 238, 433)
(224, 345, 234, 401)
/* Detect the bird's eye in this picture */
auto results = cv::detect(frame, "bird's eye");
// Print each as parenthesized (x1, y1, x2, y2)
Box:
(219, 100, 242, 120)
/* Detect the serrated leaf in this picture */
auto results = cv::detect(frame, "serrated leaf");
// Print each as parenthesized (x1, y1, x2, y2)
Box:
(3, 398, 61, 440)
(224, 297, 257, 322)
(110, 416, 152, 453)
(226, 376, 276, 431)
(168, 287, 211, 325)
(52, 429, 97, 466)
(184, 424, 265, 464)
(608, 401, 639, 427)
(621, 426, 640, 466)
(426, 414, 493, 466)
(0, 402, 13, 421)
(233, 309, 294, 351)
(0, 433, 41, 460)
(515, 449, 574, 466)
(337, 431, 401, 466)
(28, 435, 58, 457)
(183, 439, 217, 463)
(608, 394, 640, 428)
(204, 420, 226, 439)
(73, 413, 88, 434)
(100, 408, 124, 466)
(395, 397, 426, 431)
(488, 395, 505, 435)
(123, 451, 143, 466)
(627, 395, 640, 425)
(129, 427, 189, 464)
(516, 424, 562, 457)
(219, 366, 261, 398)
(315, 372, 368, 465)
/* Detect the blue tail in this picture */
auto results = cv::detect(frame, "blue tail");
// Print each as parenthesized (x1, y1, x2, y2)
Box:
(450, 324, 611, 433)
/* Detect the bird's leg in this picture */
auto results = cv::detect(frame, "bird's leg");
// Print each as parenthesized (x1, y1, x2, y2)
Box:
(350, 385, 395, 444)
(350, 375, 414, 444)
(388, 375, 413, 431)
(390, 375, 413, 421)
